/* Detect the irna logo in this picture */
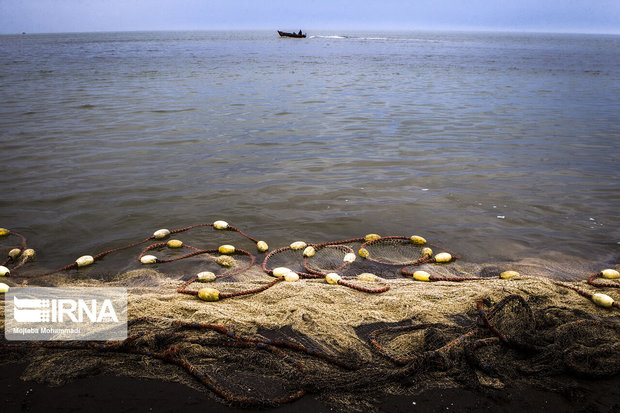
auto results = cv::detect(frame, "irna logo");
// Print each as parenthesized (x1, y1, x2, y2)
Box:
(5, 287, 127, 341)
(13, 296, 119, 323)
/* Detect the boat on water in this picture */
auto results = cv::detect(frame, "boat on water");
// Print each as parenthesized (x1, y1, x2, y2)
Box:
(278, 30, 306, 38)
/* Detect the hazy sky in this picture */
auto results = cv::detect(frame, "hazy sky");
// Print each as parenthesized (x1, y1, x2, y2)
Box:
(1, 0, 619, 34)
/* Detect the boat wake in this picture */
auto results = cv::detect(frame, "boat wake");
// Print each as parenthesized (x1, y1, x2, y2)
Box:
(310, 34, 440, 42)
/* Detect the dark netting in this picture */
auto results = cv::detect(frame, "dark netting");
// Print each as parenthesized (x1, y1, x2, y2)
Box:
(361, 236, 431, 266)
(303, 245, 353, 276)
(262, 247, 313, 277)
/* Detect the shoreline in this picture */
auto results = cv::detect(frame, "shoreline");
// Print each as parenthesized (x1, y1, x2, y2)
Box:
(2, 362, 619, 413)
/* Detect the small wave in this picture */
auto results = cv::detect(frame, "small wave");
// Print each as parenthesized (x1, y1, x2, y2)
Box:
(148, 108, 196, 114)
(74, 104, 97, 109)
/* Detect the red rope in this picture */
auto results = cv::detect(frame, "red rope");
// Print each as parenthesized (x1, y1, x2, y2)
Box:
(262, 246, 316, 278)
(337, 279, 390, 293)
(302, 244, 355, 277)
(587, 272, 620, 289)
(551, 279, 619, 309)
(178, 277, 282, 299)
(1, 231, 28, 268)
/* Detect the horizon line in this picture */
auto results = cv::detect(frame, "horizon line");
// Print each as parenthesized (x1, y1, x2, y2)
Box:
(2, 27, 619, 36)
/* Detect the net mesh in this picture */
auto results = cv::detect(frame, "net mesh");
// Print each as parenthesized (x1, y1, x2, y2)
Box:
(361, 236, 429, 266)
(1, 223, 619, 411)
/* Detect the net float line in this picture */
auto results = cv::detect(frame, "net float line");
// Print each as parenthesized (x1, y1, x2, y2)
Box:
(358, 236, 431, 266)
(14, 234, 156, 277)
(140, 242, 254, 276)
(262, 246, 318, 279)
(587, 269, 620, 289)
(169, 222, 263, 245)
(262, 239, 367, 279)
(263, 243, 392, 294)
(311, 237, 366, 247)
(1, 230, 30, 272)
(358, 236, 460, 267)
(7, 220, 265, 278)
(261, 236, 384, 278)
(302, 244, 356, 277)
(400, 267, 496, 282)
(138, 242, 207, 263)
(178, 277, 282, 300)
(551, 279, 619, 309)
(320, 271, 390, 294)
(263, 234, 458, 277)
(334, 277, 391, 294)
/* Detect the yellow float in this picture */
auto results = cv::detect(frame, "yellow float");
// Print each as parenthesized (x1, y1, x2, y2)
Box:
(215, 256, 236, 267)
(500, 270, 520, 280)
(413, 270, 430, 281)
(153, 229, 170, 239)
(325, 273, 341, 284)
(213, 220, 229, 230)
(410, 235, 426, 245)
(198, 288, 220, 301)
(303, 246, 316, 257)
(76, 255, 94, 267)
(592, 293, 614, 308)
(256, 241, 269, 252)
(218, 244, 235, 254)
(601, 269, 619, 279)
(272, 267, 292, 278)
(284, 271, 300, 282)
(290, 241, 307, 250)
(357, 273, 377, 282)
(197, 271, 216, 282)
(140, 255, 157, 264)
(434, 252, 452, 263)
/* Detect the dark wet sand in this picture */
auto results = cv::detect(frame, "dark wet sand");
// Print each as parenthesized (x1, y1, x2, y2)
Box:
(2, 363, 619, 413)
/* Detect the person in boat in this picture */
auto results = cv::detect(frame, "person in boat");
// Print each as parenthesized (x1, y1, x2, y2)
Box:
(298, 30, 302, 36)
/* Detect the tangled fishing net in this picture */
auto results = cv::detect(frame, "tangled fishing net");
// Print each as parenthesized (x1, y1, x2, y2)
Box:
(0, 222, 618, 411)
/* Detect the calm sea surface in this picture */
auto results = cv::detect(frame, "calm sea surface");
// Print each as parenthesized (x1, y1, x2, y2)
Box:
(1, 31, 619, 275)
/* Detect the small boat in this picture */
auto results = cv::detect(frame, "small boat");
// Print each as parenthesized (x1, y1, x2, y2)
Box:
(278, 30, 306, 38)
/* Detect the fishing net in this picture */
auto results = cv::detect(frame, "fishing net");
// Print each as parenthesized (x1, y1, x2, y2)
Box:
(1, 222, 619, 411)
(360, 236, 432, 266)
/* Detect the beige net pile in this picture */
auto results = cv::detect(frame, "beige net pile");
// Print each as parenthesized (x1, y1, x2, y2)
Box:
(0, 223, 619, 411)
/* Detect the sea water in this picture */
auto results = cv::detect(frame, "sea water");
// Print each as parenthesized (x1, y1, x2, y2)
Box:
(1, 30, 618, 274)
